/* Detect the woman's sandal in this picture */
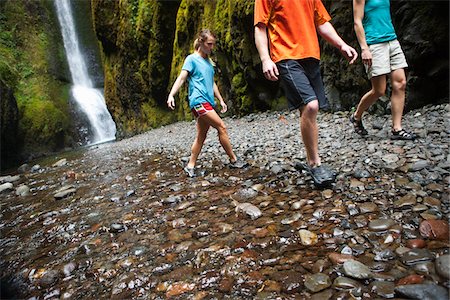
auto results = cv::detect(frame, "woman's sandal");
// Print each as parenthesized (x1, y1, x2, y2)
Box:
(391, 129, 417, 140)
(349, 113, 368, 136)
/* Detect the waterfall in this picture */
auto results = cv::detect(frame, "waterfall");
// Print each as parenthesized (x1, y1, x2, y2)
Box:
(54, 0, 116, 144)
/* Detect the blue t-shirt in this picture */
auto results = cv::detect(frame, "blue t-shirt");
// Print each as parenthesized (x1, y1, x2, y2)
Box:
(182, 53, 215, 109)
(363, 0, 397, 45)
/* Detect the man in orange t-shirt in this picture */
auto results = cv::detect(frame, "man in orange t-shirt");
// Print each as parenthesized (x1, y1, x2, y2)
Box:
(254, 0, 357, 188)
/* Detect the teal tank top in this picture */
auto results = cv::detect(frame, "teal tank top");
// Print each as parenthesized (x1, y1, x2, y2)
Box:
(363, 0, 397, 45)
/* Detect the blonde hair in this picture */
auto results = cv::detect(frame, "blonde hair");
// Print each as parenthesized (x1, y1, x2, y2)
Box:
(193, 29, 216, 66)
(193, 29, 215, 50)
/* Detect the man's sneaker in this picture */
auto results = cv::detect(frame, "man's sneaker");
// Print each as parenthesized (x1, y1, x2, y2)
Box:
(229, 158, 248, 169)
(391, 129, 417, 140)
(349, 113, 368, 136)
(296, 162, 336, 188)
(184, 166, 196, 177)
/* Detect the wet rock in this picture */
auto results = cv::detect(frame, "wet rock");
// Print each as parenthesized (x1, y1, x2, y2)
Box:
(332, 276, 361, 290)
(310, 289, 333, 300)
(368, 218, 396, 231)
(298, 229, 318, 246)
(394, 193, 417, 208)
(409, 160, 430, 171)
(406, 239, 426, 249)
(234, 202, 262, 220)
(166, 282, 195, 298)
(231, 188, 258, 201)
(400, 248, 434, 266)
(419, 220, 449, 240)
(397, 274, 424, 285)
(328, 253, 355, 265)
(395, 283, 449, 300)
(52, 158, 67, 167)
(15, 185, 30, 196)
(370, 281, 395, 298)
(0, 182, 13, 193)
(343, 260, 372, 279)
(359, 202, 378, 213)
(435, 254, 450, 279)
(39, 269, 59, 288)
(304, 273, 331, 293)
(162, 195, 184, 204)
(54, 185, 76, 199)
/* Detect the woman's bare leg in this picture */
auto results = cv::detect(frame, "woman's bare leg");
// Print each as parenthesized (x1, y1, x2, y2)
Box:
(187, 117, 210, 168)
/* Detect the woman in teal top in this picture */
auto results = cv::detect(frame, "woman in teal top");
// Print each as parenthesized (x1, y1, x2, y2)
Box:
(350, 0, 416, 140)
(167, 29, 246, 177)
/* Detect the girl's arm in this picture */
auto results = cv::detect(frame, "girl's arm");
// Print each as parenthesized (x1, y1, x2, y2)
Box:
(213, 82, 227, 113)
(167, 70, 189, 110)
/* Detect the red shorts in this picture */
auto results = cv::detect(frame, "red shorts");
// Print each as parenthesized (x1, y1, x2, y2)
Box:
(191, 102, 214, 118)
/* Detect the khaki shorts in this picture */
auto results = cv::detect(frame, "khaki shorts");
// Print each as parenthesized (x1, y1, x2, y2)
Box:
(366, 39, 408, 79)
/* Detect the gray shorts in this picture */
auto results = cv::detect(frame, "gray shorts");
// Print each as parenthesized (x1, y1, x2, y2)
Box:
(276, 58, 328, 110)
(366, 39, 408, 79)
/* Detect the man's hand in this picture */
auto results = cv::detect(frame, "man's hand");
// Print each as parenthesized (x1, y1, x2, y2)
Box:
(167, 95, 175, 110)
(340, 44, 358, 64)
(262, 58, 279, 81)
(361, 48, 372, 67)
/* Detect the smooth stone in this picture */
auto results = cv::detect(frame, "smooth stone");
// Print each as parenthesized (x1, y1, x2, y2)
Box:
(343, 260, 372, 279)
(435, 254, 450, 279)
(369, 281, 395, 299)
(419, 220, 449, 240)
(409, 160, 430, 171)
(400, 248, 434, 266)
(332, 276, 361, 290)
(52, 158, 67, 167)
(368, 218, 396, 231)
(406, 239, 426, 249)
(423, 196, 441, 208)
(394, 194, 417, 208)
(15, 185, 30, 196)
(395, 283, 449, 300)
(310, 289, 333, 300)
(359, 202, 378, 213)
(395, 246, 411, 256)
(328, 253, 355, 265)
(304, 273, 331, 293)
(298, 229, 318, 246)
(397, 274, 424, 285)
(54, 186, 77, 199)
(0, 182, 13, 193)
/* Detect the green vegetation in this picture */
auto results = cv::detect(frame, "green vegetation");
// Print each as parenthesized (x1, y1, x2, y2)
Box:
(0, 0, 71, 160)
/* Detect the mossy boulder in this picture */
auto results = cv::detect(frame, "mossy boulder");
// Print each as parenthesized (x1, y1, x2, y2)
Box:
(0, 0, 72, 169)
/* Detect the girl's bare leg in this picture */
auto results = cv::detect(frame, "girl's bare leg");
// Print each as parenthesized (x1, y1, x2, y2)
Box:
(187, 117, 210, 168)
(198, 110, 237, 162)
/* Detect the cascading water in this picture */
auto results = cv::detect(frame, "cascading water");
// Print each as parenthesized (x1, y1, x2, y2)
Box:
(54, 0, 116, 144)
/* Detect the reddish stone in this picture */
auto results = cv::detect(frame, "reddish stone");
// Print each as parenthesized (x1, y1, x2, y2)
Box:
(419, 220, 449, 241)
(166, 282, 195, 298)
(406, 239, 427, 249)
(397, 274, 424, 285)
(328, 253, 355, 265)
(218, 277, 234, 292)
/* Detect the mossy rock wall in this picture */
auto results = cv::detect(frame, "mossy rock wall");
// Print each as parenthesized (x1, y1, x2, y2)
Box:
(0, 0, 73, 170)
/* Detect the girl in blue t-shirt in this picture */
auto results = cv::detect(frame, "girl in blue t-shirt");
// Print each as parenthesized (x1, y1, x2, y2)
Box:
(167, 29, 246, 177)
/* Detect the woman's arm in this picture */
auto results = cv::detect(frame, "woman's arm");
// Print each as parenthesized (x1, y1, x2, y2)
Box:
(353, 0, 372, 66)
(167, 70, 189, 110)
(214, 82, 227, 113)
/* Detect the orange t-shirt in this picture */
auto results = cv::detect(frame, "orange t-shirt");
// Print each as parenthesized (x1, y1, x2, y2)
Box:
(254, 0, 331, 63)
